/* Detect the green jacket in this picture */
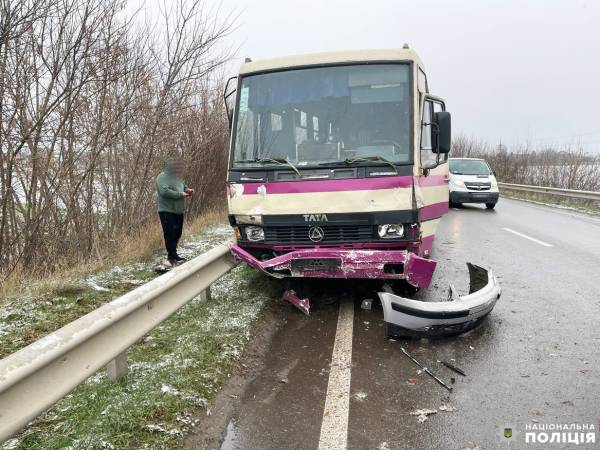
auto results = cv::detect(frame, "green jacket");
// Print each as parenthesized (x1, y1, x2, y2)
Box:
(156, 164, 187, 214)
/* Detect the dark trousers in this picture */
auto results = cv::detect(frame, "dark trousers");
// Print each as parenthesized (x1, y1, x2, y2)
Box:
(159, 212, 184, 260)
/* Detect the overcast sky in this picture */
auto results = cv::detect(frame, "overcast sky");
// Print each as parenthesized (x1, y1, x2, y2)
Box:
(138, 0, 600, 153)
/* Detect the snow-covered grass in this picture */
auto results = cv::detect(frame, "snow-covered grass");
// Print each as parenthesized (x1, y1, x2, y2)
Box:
(0, 224, 233, 358)
(1, 225, 281, 449)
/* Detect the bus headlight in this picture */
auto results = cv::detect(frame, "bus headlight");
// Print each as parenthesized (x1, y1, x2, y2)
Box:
(377, 224, 404, 239)
(245, 225, 265, 242)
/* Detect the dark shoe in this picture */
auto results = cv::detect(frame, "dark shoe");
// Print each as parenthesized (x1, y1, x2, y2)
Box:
(173, 255, 187, 262)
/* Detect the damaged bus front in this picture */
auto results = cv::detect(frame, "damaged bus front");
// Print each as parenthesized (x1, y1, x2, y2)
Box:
(225, 48, 451, 289)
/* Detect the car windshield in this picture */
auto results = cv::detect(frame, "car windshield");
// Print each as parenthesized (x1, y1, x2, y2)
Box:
(232, 64, 411, 168)
(449, 159, 491, 175)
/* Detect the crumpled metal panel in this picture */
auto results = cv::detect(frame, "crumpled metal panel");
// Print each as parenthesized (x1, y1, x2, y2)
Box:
(230, 244, 437, 288)
(379, 263, 501, 337)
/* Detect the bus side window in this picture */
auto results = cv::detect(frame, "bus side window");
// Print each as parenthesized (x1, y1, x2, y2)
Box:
(420, 100, 435, 166)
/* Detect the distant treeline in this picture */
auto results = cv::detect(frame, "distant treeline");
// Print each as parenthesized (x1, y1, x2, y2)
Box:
(452, 135, 600, 191)
(0, 0, 233, 279)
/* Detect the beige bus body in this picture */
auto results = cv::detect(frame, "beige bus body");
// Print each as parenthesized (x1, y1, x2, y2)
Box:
(226, 47, 450, 288)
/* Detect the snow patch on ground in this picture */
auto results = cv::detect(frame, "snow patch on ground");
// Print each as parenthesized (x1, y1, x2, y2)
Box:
(0, 223, 233, 356)
(0, 223, 273, 449)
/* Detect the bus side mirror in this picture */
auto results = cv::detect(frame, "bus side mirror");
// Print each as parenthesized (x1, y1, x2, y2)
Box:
(434, 111, 451, 154)
(223, 76, 238, 129)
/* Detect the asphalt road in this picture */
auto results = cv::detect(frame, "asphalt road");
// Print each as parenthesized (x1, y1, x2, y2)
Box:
(185, 198, 600, 450)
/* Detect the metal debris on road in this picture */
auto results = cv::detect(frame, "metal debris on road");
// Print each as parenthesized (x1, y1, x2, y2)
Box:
(400, 347, 453, 392)
(361, 299, 373, 310)
(439, 404, 457, 412)
(440, 360, 467, 376)
(353, 391, 368, 402)
(282, 289, 310, 315)
(409, 408, 437, 423)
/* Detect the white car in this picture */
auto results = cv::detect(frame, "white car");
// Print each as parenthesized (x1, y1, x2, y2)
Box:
(448, 158, 499, 209)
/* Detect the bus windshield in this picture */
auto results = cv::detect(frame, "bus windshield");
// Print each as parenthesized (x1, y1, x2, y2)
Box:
(232, 64, 411, 168)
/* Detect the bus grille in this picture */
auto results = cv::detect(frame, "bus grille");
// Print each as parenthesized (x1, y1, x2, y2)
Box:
(263, 225, 374, 244)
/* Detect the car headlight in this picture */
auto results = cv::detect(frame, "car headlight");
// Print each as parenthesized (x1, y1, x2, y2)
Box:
(491, 179, 498, 188)
(453, 179, 465, 187)
(245, 225, 264, 242)
(377, 224, 404, 239)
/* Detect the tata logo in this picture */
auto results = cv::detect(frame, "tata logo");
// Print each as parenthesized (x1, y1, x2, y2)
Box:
(308, 226, 325, 242)
(303, 214, 328, 222)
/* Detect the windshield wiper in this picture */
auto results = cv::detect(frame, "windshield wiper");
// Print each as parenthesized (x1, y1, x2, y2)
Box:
(342, 156, 399, 174)
(238, 157, 303, 178)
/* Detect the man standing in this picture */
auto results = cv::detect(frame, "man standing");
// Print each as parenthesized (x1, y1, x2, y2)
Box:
(156, 159, 194, 264)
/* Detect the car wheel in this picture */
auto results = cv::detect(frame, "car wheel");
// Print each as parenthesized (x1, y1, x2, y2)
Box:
(486, 202, 496, 209)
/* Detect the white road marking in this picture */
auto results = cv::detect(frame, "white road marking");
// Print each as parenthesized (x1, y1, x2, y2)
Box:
(503, 227, 553, 247)
(318, 300, 354, 450)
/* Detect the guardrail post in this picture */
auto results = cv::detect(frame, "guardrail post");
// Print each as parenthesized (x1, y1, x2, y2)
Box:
(106, 351, 128, 381)
(200, 285, 212, 302)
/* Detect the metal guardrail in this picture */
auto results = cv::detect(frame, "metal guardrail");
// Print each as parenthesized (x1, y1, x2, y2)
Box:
(0, 242, 237, 442)
(498, 182, 600, 201)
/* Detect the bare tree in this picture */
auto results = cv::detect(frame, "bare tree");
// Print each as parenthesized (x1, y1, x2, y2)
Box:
(451, 134, 600, 191)
(0, 0, 234, 281)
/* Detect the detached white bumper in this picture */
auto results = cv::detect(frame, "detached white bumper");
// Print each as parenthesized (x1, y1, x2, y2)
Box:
(378, 263, 501, 337)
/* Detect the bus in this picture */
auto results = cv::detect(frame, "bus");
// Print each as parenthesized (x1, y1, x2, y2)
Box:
(224, 47, 451, 291)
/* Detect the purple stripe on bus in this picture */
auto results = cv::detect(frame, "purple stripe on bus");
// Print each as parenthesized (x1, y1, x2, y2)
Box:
(420, 201, 449, 221)
(238, 176, 413, 195)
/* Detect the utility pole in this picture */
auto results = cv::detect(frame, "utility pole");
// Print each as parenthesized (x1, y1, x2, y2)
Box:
(497, 137, 506, 152)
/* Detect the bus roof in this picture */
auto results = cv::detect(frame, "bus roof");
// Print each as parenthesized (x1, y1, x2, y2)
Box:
(239, 48, 424, 75)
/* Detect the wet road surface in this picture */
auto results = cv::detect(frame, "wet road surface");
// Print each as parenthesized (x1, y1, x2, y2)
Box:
(186, 198, 600, 450)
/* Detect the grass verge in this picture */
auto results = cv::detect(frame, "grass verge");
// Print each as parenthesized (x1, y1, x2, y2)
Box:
(3, 266, 279, 450)
(0, 209, 227, 301)
(1, 224, 281, 449)
(0, 216, 229, 359)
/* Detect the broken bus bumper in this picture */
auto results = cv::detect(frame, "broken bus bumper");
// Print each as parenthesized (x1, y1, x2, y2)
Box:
(230, 244, 437, 289)
(379, 263, 501, 337)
